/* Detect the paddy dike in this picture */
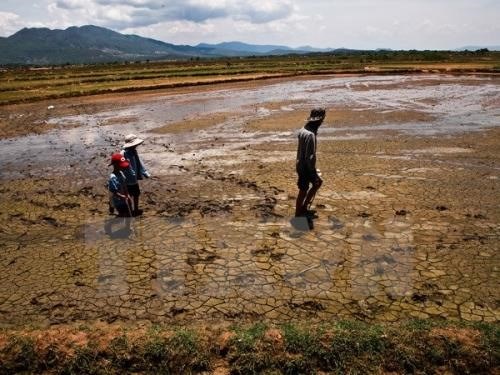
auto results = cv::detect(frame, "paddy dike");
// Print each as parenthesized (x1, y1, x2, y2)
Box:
(0, 74, 499, 327)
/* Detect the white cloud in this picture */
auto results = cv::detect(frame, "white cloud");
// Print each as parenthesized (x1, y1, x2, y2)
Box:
(55, 0, 88, 10)
(120, 10, 311, 47)
(0, 10, 49, 36)
(123, 20, 218, 45)
(0, 11, 22, 36)
(233, 2, 294, 23)
(1, 0, 499, 48)
(52, 0, 294, 28)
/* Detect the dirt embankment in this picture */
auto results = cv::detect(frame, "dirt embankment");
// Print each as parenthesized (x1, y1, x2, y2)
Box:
(0, 320, 497, 374)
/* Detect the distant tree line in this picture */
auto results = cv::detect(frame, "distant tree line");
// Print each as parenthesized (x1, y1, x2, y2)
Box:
(0, 49, 498, 70)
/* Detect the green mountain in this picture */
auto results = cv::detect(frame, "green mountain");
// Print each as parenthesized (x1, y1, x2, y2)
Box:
(3, 25, 494, 66)
(0, 25, 213, 65)
(0, 25, 337, 65)
(197, 41, 333, 55)
(197, 41, 293, 54)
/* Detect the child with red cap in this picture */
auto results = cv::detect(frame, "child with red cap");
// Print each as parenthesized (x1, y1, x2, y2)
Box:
(108, 153, 133, 217)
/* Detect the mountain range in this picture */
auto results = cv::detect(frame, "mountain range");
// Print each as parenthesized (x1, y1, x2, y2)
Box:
(0, 25, 497, 66)
(196, 41, 333, 55)
(0, 25, 333, 65)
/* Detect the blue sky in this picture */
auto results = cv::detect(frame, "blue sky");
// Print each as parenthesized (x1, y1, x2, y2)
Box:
(0, 0, 499, 49)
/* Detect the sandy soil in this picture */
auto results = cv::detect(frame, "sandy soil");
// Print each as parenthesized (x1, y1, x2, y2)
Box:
(151, 112, 236, 134)
(0, 74, 498, 328)
(246, 107, 436, 132)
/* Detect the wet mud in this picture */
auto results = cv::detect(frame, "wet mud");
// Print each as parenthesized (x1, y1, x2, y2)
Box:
(0, 74, 499, 327)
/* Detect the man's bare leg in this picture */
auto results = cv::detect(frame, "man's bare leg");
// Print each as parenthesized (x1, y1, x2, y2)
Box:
(303, 179, 322, 211)
(133, 195, 140, 215)
(295, 189, 308, 216)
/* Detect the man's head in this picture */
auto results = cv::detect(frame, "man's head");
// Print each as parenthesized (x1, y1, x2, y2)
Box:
(306, 108, 326, 133)
(109, 153, 130, 169)
(307, 108, 326, 124)
(123, 133, 144, 149)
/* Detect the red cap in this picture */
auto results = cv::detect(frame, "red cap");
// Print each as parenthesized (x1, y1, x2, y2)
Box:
(109, 153, 130, 168)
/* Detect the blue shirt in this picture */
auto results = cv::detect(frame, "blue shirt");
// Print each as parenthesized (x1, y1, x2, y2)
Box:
(121, 148, 150, 185)
(108, 170, 128, 208)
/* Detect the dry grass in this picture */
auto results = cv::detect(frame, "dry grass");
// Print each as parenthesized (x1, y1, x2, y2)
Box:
(0, 72, 292, 105)
(1, 52, 499, 105)
(430, 327, 482, 348)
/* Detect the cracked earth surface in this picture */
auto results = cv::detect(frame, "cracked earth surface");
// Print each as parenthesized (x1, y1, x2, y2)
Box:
(0, 74, 498, 327)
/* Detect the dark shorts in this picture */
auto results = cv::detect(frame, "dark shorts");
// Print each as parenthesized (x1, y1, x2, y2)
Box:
(127, 183, 140, 197)
(297, 170, 317, 191)
(113, 198, 131, 217)
(116, 204, 131, 217)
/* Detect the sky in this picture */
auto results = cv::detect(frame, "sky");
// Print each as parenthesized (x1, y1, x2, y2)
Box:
(0, 0, 499, 49)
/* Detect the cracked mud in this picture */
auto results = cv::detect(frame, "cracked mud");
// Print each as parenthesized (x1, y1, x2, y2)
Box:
(0, 74, 498, 327)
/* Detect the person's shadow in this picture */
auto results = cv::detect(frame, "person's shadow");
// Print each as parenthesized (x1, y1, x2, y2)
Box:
(104, 217, 132, 239)
(290, 215, 314, 231)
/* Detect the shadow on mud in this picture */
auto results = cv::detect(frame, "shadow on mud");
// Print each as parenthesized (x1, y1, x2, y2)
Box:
(104, 217, 133, 239)
(290, 216, 314, 231)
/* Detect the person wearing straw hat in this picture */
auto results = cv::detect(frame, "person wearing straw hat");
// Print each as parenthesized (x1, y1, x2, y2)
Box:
(121, 134, 151, 216)
(295, 108, 326, 217)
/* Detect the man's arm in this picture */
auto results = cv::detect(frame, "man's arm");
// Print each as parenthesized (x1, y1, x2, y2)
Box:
(139, 157, 151, 178)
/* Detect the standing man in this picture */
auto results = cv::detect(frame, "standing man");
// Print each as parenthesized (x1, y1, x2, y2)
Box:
(295, 108, 326, 217)
(122, 134, 151, 216)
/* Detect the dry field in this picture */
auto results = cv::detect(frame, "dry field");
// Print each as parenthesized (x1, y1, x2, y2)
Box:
(0, 72, 498, 373)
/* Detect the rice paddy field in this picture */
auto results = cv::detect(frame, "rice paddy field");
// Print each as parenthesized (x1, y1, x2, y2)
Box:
(1, 50, 499, 105)
(0, 53, 499, 373)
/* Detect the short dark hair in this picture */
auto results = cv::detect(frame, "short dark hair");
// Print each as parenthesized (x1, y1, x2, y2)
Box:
(308, 108, 326, 121)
